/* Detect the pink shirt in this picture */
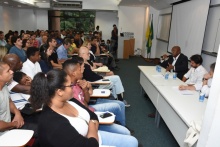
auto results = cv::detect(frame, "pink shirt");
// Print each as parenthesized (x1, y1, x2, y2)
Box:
(72, 85, 95, 112)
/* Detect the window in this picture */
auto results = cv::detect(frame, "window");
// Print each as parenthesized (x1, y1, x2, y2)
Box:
(48, 10, 95, 33)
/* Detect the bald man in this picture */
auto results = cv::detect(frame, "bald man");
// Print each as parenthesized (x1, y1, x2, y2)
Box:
(160, 46, 188, 80)
(3, 54, 30, 94)
(78, 46, 130, 107)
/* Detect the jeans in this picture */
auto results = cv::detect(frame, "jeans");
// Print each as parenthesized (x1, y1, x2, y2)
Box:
(98, 124, 138, 147)
(99, 75, 124, 98)
(89, 99, 126, 126)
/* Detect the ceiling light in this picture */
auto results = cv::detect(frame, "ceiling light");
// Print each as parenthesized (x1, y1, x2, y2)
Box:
(42, 1, 46, 2)
(4, 1, 9, 4)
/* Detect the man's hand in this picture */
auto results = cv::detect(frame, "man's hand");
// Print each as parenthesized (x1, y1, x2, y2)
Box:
(162, 54, 168, 60)
(25, 76, 32, 86)
(77, 80, 88, 91)
(179, 85, 187, 90)
(12, 113, 24, 128)
(203, 73, 212, 80)
(166, 63, 174, 71)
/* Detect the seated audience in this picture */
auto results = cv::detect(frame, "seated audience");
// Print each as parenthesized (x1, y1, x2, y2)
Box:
(9, 36, 27, 62)
(0, 31, 7, 46)
(47, 37, 62, 69)
(21, 47, 42, 79)
(63, 59, 126, 126)
(0, 62, 37, 138)
(179, 54, 207, 91)
(83, 40, 114, 76)
(57, 38, 72, 61)
(160, 46, 188, 79)
(3, 54, 30, 94)
(5, 34, 13, 52)
(39, 47, 53, 73)
(0, 46, 8, 61)
(22, 39, 31, 52)
(30, 69, 138, 147)
(79, 46, 130, 107)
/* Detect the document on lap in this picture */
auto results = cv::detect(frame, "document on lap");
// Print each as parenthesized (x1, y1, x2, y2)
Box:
(172, 86, 194, 95)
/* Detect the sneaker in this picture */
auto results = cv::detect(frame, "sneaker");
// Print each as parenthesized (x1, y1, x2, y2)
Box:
(123, 100, 131, 107)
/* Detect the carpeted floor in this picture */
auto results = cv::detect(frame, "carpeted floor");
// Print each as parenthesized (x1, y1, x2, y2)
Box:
(114, 56, 179, 147)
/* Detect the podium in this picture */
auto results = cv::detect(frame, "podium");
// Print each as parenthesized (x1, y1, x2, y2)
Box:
(117, 36, 135, 59)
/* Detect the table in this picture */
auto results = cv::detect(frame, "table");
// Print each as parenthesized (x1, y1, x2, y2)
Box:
(138, 66, 207, 147)
(0, 129, 34, 147)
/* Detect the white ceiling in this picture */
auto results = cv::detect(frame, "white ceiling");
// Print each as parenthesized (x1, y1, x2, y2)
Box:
(119, 0, 182, 10)
(0, 0, 182, 10)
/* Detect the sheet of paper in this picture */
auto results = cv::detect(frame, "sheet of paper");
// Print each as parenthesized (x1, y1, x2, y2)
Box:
(172, 86, 194, 95)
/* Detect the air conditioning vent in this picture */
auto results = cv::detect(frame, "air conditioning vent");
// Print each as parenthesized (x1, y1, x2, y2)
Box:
(52, 1, 82, 9)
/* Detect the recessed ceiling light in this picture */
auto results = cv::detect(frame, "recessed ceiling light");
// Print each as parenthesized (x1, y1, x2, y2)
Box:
(4, 1, 9, 4)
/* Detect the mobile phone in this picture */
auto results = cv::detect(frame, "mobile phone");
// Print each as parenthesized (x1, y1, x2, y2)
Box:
(102, 79, 109, 81)
(100, 112, 112, 118)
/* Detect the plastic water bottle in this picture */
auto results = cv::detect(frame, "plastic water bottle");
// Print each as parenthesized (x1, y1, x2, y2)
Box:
(173, 72, 177, 80)
(164, 72, 169, 80)
(158, 66, 161, 72)
(199, 93, 205, 102)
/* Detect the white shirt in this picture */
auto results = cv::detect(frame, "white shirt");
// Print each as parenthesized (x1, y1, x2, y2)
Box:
(60, 101, 102, 144)
(7, 80, 29, 110)
(21, 59, 42, 79)
(201, 78, 212, 97)
(184, 65, 208, 90)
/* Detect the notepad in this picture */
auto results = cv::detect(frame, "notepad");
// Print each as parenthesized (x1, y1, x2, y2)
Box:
(93, 66, 110, 72)
(172, 86, 194, 95)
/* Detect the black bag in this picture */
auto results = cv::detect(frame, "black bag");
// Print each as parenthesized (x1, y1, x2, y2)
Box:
(95, 55, 108, 65)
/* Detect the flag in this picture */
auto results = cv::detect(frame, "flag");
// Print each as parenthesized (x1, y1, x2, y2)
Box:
(146, 15, 154, 54)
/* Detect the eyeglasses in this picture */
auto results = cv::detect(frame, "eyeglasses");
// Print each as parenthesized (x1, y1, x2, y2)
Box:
(63, 83, 75, 88)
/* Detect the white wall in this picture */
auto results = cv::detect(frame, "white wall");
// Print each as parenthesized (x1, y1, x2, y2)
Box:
(95, 11, 118, 41)
(118, 6, 146, 52)
(35, 10, 48, 30)
(0, 6, 48, 33)
(18, 9, 36, 31)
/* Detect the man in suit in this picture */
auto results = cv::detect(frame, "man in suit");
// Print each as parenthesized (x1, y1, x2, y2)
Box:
(160, 46, 188, 80)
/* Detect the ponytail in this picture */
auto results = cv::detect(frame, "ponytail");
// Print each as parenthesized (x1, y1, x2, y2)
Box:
(30, 72, 49, 111)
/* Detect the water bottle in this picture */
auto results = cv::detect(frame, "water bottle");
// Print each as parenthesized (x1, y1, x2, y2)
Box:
(173, 72, 177, 80)
(158, 66, 161, 72)
(199, 93, 205, 102)
(164, 72, 169, 80)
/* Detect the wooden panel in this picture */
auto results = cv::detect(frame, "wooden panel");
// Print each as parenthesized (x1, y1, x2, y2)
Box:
(129, 38, 135, 56)
(123, 40, 130, 59)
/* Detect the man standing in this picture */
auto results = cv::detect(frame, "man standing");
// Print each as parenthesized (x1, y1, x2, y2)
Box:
(160, 46, 188, 80)
(57, 38, 72, 61)
(0, 31, 7, 46)
(9, 36, 27, 63)
(111, 24, 118, 53)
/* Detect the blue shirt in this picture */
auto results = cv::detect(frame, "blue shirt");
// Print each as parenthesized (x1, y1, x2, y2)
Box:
(9, 46, 27, 63)
(57, 45, 68, 60)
